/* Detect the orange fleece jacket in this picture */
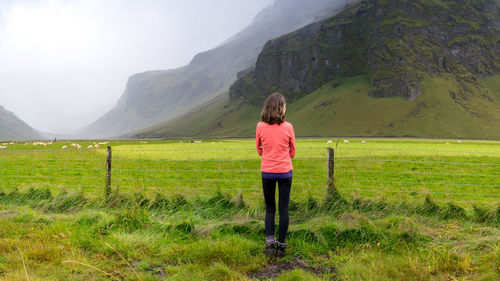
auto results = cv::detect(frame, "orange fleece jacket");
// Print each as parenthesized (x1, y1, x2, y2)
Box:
(256, 121, 296, 173)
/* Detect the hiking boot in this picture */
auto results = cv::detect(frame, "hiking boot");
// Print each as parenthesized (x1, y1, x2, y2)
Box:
(264, 240, 276, 258)
(276, 242, 287, 258)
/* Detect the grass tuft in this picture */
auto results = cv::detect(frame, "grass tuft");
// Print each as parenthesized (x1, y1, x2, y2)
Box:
(440, 202, 468, 220)
(41, 191, 88, 213)
(149, 193, 170, 210)
(489, 204, 500, 224)
(110, 208, 151, 232)
(419, 195, 441, 215)
(472, 205, 490, 223)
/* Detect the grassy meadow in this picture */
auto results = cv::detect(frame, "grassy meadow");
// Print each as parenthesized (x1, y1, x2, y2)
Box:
(2, 138, 500, 205)
(1, 138, 500, 280)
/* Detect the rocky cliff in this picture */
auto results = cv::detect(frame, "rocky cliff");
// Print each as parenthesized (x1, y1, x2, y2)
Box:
(229, 0, 500, 104)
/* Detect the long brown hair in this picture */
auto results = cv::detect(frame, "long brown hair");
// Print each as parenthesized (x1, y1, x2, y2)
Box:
(261, 93, 286, 125)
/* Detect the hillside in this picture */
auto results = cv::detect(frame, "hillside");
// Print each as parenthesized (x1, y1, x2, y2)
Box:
(0, 105, 42, 141)
(81, 0, 359, 138)
(130, 0, 500, 139)
(128, 74, 500, 139)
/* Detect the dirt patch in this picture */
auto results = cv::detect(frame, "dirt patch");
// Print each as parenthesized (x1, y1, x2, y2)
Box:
(0, 209, 18, 218)
(247, 258, 335, 280)
(148, 265, 166, 277)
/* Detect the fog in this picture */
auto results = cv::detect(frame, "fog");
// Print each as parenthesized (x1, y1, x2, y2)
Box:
(0, 0, 274, 134)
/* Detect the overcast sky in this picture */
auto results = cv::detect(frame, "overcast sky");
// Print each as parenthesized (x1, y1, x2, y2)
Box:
(0, 0, 274, 133)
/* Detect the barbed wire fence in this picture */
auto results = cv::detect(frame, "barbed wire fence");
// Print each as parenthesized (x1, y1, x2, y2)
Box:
(1, 145, 500, 207)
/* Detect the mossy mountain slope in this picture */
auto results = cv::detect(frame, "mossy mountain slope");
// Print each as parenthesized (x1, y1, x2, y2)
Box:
(129, 0, 500, 139)
(129, 74, 500, 139)
(230, 0, 499, 104)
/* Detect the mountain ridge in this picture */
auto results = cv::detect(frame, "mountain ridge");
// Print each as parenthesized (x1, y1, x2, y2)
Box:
(0, 105, 43, 141)
(81, 0, 359, 138)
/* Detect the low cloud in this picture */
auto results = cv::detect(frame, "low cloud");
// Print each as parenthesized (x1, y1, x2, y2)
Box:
(0, 0, 273, 133)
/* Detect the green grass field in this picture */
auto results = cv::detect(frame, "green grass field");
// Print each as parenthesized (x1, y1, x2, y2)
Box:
(1, 138, 500, 280)
(2, 138, 500, 206)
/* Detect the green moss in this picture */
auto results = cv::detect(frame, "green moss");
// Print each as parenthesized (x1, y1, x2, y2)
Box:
(448, 34, 486, 47)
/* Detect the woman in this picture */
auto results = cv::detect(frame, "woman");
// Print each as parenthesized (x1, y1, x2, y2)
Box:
(256, 92, 296, 258)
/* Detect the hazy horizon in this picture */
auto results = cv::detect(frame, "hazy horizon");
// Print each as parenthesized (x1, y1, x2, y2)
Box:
(0, 0, 274, 134)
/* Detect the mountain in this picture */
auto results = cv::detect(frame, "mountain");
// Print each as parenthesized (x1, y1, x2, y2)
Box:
(0, 105, 42, 141)
(128, 0, 500, 139)
(81, 0, 361, 138)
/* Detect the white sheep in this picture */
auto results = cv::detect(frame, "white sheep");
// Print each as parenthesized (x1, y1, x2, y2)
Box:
(0, 146, 6, 149)
(457, 140, 462, 144)
(62, 146, 67, 149)
(87, 145, 93, 149)
(344, 140, 350, 143)
(361, 140, 366, 143)
(327, 140, 332, 144)
(94, 144, 99, 148)
(71, 143, 77, 147)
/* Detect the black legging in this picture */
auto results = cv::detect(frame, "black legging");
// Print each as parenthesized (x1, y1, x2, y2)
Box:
(262, 177, 292, 243)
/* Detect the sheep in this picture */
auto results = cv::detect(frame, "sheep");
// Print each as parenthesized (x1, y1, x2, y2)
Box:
(0, 146, 6, 149)
(87, 145, 93, 149)
(327, 140, 333, 144)
(344, 140, 350, 143)
(457, 140, 462, 144)
(361, 141, 366, 143)
(71, 143, 77, 147)
(98, 142, 109, 145)
(62, 146, 67, 149)
(94, 144, 99, 148)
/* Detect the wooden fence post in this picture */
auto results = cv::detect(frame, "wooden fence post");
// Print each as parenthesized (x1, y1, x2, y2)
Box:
(327, 147, 335, 196)
(105, 146, 112, 201)
(325, 147, 345, 207)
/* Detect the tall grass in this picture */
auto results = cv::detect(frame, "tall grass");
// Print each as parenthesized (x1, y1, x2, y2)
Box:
(1, 187, 500, 280)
